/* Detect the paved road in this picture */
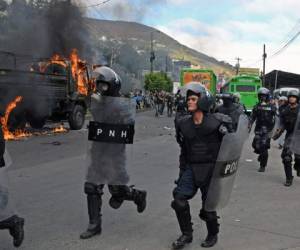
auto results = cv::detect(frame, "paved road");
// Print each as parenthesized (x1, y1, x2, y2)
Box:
(1, 110, 300, 250)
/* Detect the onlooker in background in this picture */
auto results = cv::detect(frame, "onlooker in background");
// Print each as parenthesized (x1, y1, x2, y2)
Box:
(166, 93, 174, 117)
(157, 90, 165, 116)
(175, 90, 187, 118)
(154, 90, 159, 117)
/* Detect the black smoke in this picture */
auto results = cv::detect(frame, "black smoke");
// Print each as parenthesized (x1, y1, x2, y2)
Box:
(0, 0, 92, 64)
(0, 0, 94, 130)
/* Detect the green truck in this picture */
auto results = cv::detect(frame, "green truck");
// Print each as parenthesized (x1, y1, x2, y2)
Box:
(221, 74, 262, 112)
(180, 68, 217, 95)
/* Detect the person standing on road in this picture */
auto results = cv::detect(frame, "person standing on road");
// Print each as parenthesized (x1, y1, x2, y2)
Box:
(175, 90, 187, 119)
(171, 83, 232, 249)
(158, 90, 166, 116)
(273, 90, 300, 186)
(167, 93, 174, 117)
(154, 90, 160, 117)
(0, 116, 25, 248)
(248, 87, 276, 172)
(80, 66, 147, 239)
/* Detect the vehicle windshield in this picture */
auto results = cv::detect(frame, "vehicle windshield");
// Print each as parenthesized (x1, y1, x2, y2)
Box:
(236, 85, 256, 92)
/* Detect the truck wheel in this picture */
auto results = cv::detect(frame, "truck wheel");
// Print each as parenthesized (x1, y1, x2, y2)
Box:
(28, 116, 46, 129)
(68, 105, 85, 130)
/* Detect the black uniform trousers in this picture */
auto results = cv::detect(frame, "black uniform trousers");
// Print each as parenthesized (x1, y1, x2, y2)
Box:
(172, 166, 219, 235)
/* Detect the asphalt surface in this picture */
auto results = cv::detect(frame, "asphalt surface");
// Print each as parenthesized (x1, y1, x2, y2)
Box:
(1, 110, 300, 250)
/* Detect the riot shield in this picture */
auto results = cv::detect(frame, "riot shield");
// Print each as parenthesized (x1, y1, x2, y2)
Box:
(205, 114, 249, 211)
(85, 94, 136, 185)
(0, 150, 15, 221)
(290, 109, 300, 155)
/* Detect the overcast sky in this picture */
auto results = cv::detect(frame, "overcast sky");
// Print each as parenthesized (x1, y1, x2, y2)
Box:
(85, 0, 300, 74)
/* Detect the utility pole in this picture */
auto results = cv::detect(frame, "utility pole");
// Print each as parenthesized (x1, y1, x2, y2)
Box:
(262, 44, 267, 86)
(165, 55, 168, 73)
(150, 32, 155, 73)
(235, 57, 242, 75)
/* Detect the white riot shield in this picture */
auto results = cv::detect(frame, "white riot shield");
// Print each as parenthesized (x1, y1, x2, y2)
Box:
(0, 150, 15, 221)
(205, 114, 249, 211)
(85, 94, 136, 185)
(290, 110, 300, 155)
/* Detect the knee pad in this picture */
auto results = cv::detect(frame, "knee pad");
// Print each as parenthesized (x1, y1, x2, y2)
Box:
(171, 199, 189, 212)
(84, 182, 104, 195)
(199, 209, 218, 222)
(281, 150, 292, 165)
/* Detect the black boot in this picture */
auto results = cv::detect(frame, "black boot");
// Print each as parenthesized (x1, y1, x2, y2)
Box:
(172, 234, 193, 250)
(125, 186, 147, 213)
(284, 177, 294, 187)
(284, 164, 293, 187)
(258, 151, 268, 172)
(0, 215, 25, 248)
(171, 201, 193, 250)
(80, 194, 102, 239)
(201, 220, 219, 248)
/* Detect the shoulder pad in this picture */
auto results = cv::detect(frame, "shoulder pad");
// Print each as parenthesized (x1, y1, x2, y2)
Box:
(213, 112, 232, 124)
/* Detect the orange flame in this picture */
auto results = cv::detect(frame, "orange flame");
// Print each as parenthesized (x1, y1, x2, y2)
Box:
(52, 125, 67, 133)
(40, 54, 67, 73)
(40, 50, 92, 95)
(70, 49, 89, 96)
(0, 96, 31, 140)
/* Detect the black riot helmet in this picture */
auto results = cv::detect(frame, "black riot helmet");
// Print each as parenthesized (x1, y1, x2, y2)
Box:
(185, 82, 207, 98)
(197, 91, 214, 112)
(185, 82, 214, 112)
(221, 93, 234, 107)
(287, 89, 299, 102)
(257, 87, 270, 102)
(93, 66, 121, 97)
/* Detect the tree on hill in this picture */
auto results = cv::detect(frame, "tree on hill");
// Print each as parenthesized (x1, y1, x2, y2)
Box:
(144, 72, 172, 92)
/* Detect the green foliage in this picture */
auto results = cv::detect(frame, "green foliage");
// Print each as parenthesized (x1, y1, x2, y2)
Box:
(144, 72, 172, 92)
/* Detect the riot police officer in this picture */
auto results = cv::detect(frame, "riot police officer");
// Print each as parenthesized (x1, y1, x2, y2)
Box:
(216, 93, 245, 131)
(80, 66, 147, 239)
(273, 89, 300, 186)
(249, 87, 276, 172)
(175, 90, 186, 114)
(0, 121, 25, 248)
(171, 83, 232, 249)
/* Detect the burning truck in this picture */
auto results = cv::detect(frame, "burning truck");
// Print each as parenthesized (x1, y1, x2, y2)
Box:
(0, 49, 95, 133)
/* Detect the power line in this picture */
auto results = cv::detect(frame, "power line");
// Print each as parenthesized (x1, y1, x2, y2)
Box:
(80, 0, 112, 9)
(269, 30, 300, 58)
(244, 20, 300, 67)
